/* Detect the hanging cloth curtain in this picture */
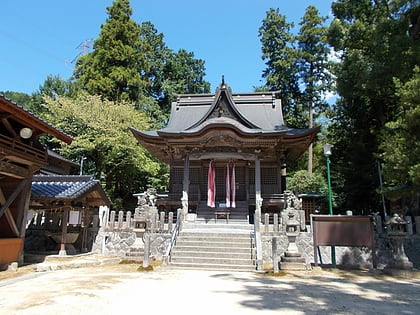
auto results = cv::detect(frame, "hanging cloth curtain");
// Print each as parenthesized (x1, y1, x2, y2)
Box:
(226, 162, 231, 208)
(231, 161, 236, 208)
(207, 160, 216, 207)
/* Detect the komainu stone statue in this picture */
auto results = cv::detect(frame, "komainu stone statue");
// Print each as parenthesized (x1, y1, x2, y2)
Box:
(134, 188, 158, 231)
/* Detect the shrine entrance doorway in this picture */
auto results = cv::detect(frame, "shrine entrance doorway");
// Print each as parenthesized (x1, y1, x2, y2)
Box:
(203, 161, 247, 204)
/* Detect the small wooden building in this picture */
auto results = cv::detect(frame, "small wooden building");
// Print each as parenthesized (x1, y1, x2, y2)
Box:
(27, 175, 111, 255)
(0, 95, 72, 266)
(131, 80, 318, 222)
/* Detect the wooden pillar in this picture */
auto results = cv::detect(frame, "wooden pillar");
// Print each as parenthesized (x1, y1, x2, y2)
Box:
(18, 178, 32, 265)
(281, 162, 287, 194)
(181, 152, 190, 217)
(81, 208, 88, 253)
(59, 208, 69, 256)
(255, 157, 262, 218)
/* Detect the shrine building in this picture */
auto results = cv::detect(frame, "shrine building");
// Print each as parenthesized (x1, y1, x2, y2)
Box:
(130, 79, 318, 223)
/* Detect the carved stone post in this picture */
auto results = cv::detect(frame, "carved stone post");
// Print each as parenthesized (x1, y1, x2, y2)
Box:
(143, 233, 150, 268)
(273, 237, 279, 273)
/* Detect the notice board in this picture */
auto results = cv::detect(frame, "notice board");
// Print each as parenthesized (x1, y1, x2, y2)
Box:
(311, 215, 376, 267)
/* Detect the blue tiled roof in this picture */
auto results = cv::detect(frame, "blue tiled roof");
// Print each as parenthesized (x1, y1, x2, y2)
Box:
(31, 175, 110, 205)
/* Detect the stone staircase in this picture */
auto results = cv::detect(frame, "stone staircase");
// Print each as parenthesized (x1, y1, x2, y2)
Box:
(168, 222, 256, 271)
(124, 237, 144, 262)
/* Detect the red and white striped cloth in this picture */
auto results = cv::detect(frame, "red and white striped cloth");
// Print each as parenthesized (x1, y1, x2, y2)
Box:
(207, 160, 215, 207)
(226, 161, 236, 208)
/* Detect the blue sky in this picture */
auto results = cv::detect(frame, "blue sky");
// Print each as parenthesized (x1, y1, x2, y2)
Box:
(0, 0, 333, 95)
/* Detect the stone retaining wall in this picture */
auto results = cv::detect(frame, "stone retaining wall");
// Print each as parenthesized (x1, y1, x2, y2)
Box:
(261, 233, 420, 269)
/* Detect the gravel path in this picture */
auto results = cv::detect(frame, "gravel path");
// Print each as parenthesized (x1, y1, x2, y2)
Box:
(1, 263, 419, 314)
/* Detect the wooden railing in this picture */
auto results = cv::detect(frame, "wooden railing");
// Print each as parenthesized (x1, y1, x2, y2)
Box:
(0, 134, 47, 163)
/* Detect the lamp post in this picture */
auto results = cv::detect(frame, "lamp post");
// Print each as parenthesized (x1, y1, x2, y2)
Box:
(323, 144, 336, 268)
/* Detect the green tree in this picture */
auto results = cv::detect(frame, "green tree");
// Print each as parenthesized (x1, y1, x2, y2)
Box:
(287, 169, 328, 196)
(380, 67, 420, 189)
(296, 5, 333, 174)
(139, 21, 210, 125)
(42, 93, 163, 209)
(327, 0, 420, 214)
(73, 0, 150, 103)
(259, 8, 305, 128)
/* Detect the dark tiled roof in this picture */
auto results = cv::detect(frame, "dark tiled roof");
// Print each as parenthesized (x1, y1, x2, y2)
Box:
(162, 88, 284, 133)
(31, 175, 111, 205)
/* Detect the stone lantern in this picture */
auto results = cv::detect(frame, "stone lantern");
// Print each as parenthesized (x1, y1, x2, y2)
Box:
(385, 214, 413, 270)
(279, 191, 307, 270)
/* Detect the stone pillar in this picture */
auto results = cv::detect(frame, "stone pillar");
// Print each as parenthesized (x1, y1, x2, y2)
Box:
(143, 233, 150, 268)
(273, 213, 279, 232)
(264, 213, 269, 233)
(168, 212, 174, 232)
(117, 211, 124, 229)
(181, 152, 190, 217)
(272, 237, 279, 273)
(255, 157, 262, 218)
(160, 211, 165, 231)
(126, 211, 132, 229)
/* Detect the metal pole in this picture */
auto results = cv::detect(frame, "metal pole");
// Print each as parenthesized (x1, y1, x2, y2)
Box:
(377, 161, 387, 218)
(326, 156, 336, 268)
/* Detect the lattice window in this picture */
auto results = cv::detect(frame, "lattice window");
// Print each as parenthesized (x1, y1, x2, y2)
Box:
(262, 168, 278, 185)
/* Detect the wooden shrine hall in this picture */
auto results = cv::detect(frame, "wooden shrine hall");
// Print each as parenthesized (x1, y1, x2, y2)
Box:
(131, 79, 318, 222)
(0, 95, 72, 266)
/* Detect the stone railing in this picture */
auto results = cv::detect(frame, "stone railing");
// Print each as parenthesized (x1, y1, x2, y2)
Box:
(102, 208, 176, 233)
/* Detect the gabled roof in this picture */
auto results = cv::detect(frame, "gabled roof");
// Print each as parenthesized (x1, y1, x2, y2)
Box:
(0, 95, 72, 144)
(160, 82, 284, 134)
(31, 175, 111, 207)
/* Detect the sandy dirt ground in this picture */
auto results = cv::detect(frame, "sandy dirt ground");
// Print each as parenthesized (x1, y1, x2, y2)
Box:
(1, 261, 420, 315)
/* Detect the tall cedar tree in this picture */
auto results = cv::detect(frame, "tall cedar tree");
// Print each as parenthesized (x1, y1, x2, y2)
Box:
(259, 9, 305, 128)
(73, 0, 150, 103)
(296, 6, 333, 174)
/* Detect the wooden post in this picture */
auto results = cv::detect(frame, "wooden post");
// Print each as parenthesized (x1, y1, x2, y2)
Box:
(81, 208, 88, 253)
(59, 208, 69, 256)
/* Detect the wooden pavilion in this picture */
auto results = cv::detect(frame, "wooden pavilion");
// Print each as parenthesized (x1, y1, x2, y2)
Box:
(131, 80, 318, 222)
(0, 95, 72, 266)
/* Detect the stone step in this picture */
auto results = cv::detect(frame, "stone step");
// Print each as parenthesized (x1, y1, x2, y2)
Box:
(168, 262, 255, 271)
(182, 222, 253, 231)
(171, 250, 252, 259)
(173, 244, 252, 253)
(178, 232, 251, 243)
(170, 255, 254, 266)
